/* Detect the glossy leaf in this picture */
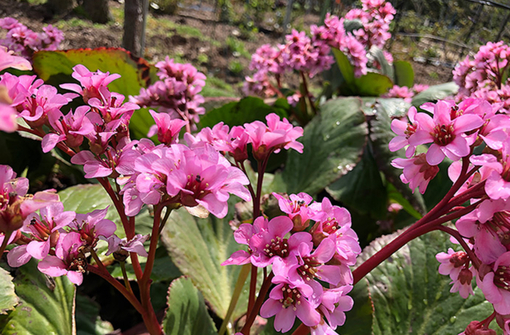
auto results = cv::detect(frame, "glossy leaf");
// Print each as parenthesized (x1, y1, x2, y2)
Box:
(354, 72, 394, 97)
(367, 99, 426, 216)
(0, 259, 75, 335)
(412, 82, 459, 107)
(161, 205, 253, 320)
(283, 97, 367, 195)
(198, 97, 288, 130)
(162, 277, 217, 335)
(393, 60, 414, 88)
(332, 48, 355, 87)
(32, 48, 155, 96)
(358, 229, 499, 334)
(326, 147, 388, 219)
(0, 267, 18, 315)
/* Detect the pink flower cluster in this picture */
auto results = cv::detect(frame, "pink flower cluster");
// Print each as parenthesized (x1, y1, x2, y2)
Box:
(0, 164, 123, 286)
(389, 99, 494, 194)
(390, 97, 510, 319)
(382, 84, 429, 103)
(453, 41, 510, 112)
(130, 56, 206, 127)
(223, 194, 360, 334)
(0, 17, 64, 59)
(244, 0, 395, 97)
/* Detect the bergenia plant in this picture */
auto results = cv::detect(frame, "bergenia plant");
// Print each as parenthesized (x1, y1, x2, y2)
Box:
(2, 2, 510, 335)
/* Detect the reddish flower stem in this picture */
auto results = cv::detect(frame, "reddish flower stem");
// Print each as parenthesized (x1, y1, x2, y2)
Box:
(138, 203, 164, 335)
(438, 225, 481, 269)
(88, 252, 144, 315)
(241, 273, 274, 335)
(299, 71, 317, 116)
(353, 196, 483, 285)
(0, 231, 12, 257)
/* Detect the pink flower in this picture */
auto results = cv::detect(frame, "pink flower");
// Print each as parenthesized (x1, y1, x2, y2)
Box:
(273, 192, 318, 231)
(42, 106, 94, 152)
(389, 106, 419, 157)
(260, 280, 322, 332)
(38, 232, 86, 285)
(7, 202, 75, 267)
(0, 103, 18, 132)
(104, 234, 149, 258)
(69, 207, 117, 247)
(244, 113, 303, 161)
(249, 216, 312, 267)
(391, 154, 440, 194)
(478, 252, 510, 314)
(147, 110, 186, 145)
(60, 64, 121, 103)
(0, 46, 31, 71)
(411, 101, 484, 165)
(318, 285, 353, 328)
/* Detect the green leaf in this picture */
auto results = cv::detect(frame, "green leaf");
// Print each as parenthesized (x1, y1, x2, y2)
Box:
(359, 229, 499, 334)
(0, 267, 18, 315)
(32, 48, 158, 140)
(162, 277, 217, 335)
(161, 206, 253, 320)
(283, 97, 367, 195)
(326, 146, 387, 219)
(412, 82, 459, 107)
(32, 48, 154, 96)
(75, 294, 114, 335)
(58, 184, 124, 234)
(371, 47, 394, 81)
(198, 97, 288, 130)
(332, 48, 355, 86)
(393, 60, 414, 88)
(367, 100, 426, 216)
(0, 259, 75, 335)
(353, 72, 394, 97)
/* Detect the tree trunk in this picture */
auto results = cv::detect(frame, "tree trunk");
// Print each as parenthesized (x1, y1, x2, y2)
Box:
(122, 0, 147, 57)
(83, 0, 112, 24)
(46, 0, 75, 16)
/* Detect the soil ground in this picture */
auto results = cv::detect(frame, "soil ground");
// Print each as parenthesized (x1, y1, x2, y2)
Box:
(0, 0, 453, 91)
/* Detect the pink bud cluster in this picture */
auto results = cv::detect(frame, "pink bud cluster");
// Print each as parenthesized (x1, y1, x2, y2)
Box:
(130, 56, 206, 127)
(244, 0, 395, 97)
(453, 41, 510, 112)
(223, 194, 360, 334)
(382, 84, 429, 103)
(0, 17, 64, 59)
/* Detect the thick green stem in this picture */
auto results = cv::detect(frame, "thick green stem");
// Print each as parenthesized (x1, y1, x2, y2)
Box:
(218, 263, 251, 335)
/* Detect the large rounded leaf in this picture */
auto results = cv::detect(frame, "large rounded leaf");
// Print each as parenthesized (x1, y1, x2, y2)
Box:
(0, 267, 18, 315)
(162, 277, 217, 335)
(283, 97, 367, 195)
(357, 229, 499, 334)
(0, 259, 75, 335)
(161, 206, 254, 320)
(412, 82, 459, 107)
